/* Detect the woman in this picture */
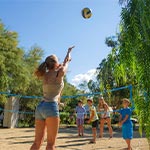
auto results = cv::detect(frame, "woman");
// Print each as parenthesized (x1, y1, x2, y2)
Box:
(97, 96, 113, 138)
(30, 46, 74, 150)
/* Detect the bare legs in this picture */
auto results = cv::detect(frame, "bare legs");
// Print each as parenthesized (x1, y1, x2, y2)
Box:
(106, 118, 113, 137)
(30, 120, 46, 150)
(92, 127, 97, 142)
(80, 125, 84, 136)
(46, 117, 59, 150)
(77, 125, 84, 136)
(125, 139, 132, 150)
(30, 117, 59, 150)
(77, 125, 81, 136)
(100, 118, 113, 138)
(100, 119, 104, 138)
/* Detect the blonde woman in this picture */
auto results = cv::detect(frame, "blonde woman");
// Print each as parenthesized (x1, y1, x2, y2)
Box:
(97, 97, 113, 138)
(30, 46, 74, 150)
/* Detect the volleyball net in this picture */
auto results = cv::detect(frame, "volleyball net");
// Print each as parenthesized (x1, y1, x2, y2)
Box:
(0, 84, 133, 115)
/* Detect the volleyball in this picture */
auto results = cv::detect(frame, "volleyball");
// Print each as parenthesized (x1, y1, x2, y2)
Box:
(81, 7, 92, 19)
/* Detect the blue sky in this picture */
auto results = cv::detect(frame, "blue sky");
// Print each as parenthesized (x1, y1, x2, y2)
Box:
(0, 0, 121, 87)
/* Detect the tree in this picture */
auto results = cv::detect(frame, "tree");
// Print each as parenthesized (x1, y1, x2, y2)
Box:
(97, 2, 150, 147)
(0, 22, 30, 105)
(96, 35, 131, 106)
(19, 46, 44, 113)
(118, 0, 150, 148)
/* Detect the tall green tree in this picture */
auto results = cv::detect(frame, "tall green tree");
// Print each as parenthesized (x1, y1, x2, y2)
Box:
(20, 46, 44, 111)
(118, 0, 150, 147)
(96, 36, 131, 106)
(0, 22, 30, 105)
(97, 1, 150, 147)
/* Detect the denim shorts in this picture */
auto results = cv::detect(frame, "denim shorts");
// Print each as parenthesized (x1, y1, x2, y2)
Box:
(35, 101, 59, 120)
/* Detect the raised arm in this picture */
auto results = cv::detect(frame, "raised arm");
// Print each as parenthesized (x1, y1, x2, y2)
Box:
(63, 46, 75, 66)
(56, 46, 75, 78)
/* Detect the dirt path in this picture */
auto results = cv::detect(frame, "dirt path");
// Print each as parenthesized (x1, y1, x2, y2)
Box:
(0, 126, 149, 150)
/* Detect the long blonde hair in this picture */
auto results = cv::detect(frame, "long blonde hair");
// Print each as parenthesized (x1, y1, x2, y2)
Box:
(97, 97, 109, 111)
(103, 103, 109, 111)
(35, 55, 58, 78)
(98, 97, 106, 109)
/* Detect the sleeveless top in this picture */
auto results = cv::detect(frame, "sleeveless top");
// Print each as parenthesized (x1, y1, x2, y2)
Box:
(42, 70, 64, 102)
(98, 106, 110, 118)
(101, 110, 110, 118)
(89, 105, 99, 122)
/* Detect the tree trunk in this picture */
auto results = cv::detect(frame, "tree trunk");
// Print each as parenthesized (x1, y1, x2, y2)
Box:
(3, 97, 19, 128)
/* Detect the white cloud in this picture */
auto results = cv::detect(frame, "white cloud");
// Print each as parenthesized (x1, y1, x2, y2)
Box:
(71, 69, 97, 87)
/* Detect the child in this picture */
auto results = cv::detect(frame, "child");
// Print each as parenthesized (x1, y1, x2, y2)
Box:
(97, 97, 113, 138)
(87, 98, 99, 143)
(75, 100, 86, 137)
(118, 98, 133, 150)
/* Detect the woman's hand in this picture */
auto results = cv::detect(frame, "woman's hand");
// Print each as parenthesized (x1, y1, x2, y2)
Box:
(68, 46, 75, 53)
(63, 46, 75, 65)
(67, 46, 75, 61)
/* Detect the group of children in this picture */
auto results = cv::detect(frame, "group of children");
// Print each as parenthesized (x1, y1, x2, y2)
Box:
(75, 96, 133, 150)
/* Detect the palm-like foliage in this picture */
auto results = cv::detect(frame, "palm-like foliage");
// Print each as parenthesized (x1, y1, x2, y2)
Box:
(118, 0, 150, 148)
(96, 1, 150, 147)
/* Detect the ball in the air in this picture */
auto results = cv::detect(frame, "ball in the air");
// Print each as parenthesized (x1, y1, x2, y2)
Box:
(81, 7, 92, 19)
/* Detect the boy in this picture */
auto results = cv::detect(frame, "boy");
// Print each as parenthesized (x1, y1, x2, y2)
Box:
(118, 98, 133, 150)
(87, 98, 99, 143)
(75, 100, 86, 136)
